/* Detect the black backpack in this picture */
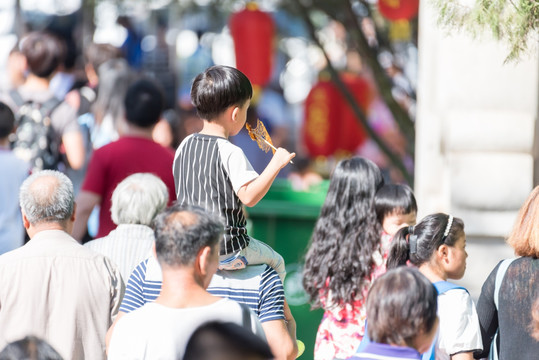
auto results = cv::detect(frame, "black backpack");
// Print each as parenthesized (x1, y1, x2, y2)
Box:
(9, 90, 63, 172)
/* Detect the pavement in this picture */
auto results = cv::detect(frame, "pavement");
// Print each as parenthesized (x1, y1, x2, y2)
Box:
(453, 236, 515, 301)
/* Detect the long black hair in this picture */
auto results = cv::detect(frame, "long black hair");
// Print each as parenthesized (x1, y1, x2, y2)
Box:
(387, 213, 464, 270)
(303, 157, 384, 307)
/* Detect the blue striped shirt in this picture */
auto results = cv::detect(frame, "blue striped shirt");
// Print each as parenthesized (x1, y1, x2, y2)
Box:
(120, 257, 285, 323)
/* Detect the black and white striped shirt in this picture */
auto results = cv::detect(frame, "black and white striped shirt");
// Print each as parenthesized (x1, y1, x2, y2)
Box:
(173, 133, 258, 255)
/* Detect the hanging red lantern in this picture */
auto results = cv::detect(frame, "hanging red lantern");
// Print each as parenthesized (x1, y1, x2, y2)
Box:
(303, 74, 373, 157)
(303, 80, 341, 157)
(229, 3, 274, 89)
(378, 0, 419, 21)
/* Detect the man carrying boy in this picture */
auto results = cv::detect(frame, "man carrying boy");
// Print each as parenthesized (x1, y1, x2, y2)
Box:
(107, 205, 266, 359)
(173, 65, 294, 277)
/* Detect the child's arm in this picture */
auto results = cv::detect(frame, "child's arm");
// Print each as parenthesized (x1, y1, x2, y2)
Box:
(237, 147, 295, 207)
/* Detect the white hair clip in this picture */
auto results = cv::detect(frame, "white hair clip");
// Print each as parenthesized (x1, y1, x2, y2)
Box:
(442, 215, 453, 241)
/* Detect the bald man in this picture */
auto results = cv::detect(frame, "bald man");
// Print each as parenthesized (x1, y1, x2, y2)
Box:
(0, 170, 124, 360)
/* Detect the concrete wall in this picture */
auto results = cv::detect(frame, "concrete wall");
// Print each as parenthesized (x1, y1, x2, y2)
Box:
(415, 2, 539, 237)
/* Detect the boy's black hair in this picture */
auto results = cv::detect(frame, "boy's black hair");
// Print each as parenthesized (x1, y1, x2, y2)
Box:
(367, 267, 438, 348)
(0, 102, 15, 139)
(190, 65, 253, 120)
(375, 184, 417, 224)
(124, 78, 164, 128)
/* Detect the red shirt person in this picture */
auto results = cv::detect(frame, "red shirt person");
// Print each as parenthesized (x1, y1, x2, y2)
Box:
(73, 79, 175, 240)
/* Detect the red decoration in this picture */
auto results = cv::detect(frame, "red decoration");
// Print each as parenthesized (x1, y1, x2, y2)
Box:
(378, 0, 419, 21)
(303, 75, 372, 157)
(229, 3, 274, 87)
(303, 80, 341, 157)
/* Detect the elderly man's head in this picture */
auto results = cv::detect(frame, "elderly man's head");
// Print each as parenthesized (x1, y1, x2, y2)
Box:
(153, 205, 223, 270)
(19, 170, 74, 226)
(111, 173, 169, 226)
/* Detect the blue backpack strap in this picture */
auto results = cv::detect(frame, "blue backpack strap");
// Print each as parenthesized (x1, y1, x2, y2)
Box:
(420, 281, 469, 360)
(433, 281, 468, 295)
(355, 320, 370, 353)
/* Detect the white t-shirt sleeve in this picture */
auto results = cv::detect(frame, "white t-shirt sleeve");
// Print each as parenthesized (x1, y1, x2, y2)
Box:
(437, 289, 483, 357)
(217, 139, 259, 193)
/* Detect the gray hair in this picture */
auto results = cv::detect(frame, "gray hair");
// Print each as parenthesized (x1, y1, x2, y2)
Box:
(111, 173, 169, 226)
(19, 170, 74, 225)
(154, 205, 223, 266)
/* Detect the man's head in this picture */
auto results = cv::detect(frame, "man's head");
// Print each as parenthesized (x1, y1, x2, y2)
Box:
(0, 101, 15, 140)
(19, 170, 75, 228)
(124, 78, 164, 128)
(153, 205, 223, 281)
(111, 173, 169, 226)
(191, 65, 252, 121)
(20, 32, 64, 79)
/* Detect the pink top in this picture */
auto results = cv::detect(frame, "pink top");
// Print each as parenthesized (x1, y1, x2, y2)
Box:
(314, 232, 393, 360)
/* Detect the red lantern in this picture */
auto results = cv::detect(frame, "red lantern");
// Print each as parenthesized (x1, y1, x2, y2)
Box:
(378, 0, 419, 21)
(303, 75, 373, 157)
(229, 3, 274, 88)
(303, 80, 341, 156)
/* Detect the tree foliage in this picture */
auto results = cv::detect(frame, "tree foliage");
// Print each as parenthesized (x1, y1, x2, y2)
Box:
(435, 0, 539, 63)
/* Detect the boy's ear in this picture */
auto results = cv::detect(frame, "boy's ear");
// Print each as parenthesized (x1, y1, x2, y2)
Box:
(230, 105, 240, 122)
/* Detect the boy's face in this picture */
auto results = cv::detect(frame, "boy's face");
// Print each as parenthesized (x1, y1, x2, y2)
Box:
(382, 211, 417, 236)
(230, 99, 251, 136)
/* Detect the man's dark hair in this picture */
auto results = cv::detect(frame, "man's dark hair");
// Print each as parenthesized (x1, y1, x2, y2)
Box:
(124, 78, 164, 128)
(153, 204, 223, 266)
(20, 32, 64, 78)
(0, 102, 15, 139)
(0, 335, 63, 360)
(190, 65, 253, 120)
(375, 184, 417, 224)
(184, 321, 273, 360)
(367, 267, 438, 347)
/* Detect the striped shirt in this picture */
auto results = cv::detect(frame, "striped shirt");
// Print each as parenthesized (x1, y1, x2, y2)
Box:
(173, 134, 258, 255)
(84, 224, 154, 282)
(120, 257, 285, 323)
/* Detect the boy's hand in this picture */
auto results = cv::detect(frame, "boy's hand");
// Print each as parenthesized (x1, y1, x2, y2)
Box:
(272, 148, 296, 169)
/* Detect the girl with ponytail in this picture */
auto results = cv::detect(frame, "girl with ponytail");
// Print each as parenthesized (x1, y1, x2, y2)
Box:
(387, 213, 482, 360)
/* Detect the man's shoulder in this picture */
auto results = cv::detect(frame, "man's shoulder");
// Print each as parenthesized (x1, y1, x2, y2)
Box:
(0, 230, 115, 265)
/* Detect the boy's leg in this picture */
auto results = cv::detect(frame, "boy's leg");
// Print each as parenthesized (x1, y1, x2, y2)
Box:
(241, 238, 286, 283)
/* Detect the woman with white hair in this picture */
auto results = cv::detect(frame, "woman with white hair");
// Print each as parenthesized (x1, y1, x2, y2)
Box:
(84, 173, 168, 281)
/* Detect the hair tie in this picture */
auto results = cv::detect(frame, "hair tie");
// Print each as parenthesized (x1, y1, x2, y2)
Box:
(408, 226, 417, 254)
(442, 214, 453, 242)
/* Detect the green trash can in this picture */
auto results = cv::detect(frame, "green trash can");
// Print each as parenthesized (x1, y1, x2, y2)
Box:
(245, 179, 328, 360)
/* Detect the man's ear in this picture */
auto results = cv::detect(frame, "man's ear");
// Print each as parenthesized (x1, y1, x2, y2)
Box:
(21, 211, 30, 229)
(71, 202, 77, 222)
(197, 246, 212, 275)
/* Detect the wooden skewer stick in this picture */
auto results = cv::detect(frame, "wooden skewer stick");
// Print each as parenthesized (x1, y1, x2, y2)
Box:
(257, 135, 294, 164)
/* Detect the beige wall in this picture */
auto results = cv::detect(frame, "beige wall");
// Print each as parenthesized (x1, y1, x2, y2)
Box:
(415, 1, 539, 237)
